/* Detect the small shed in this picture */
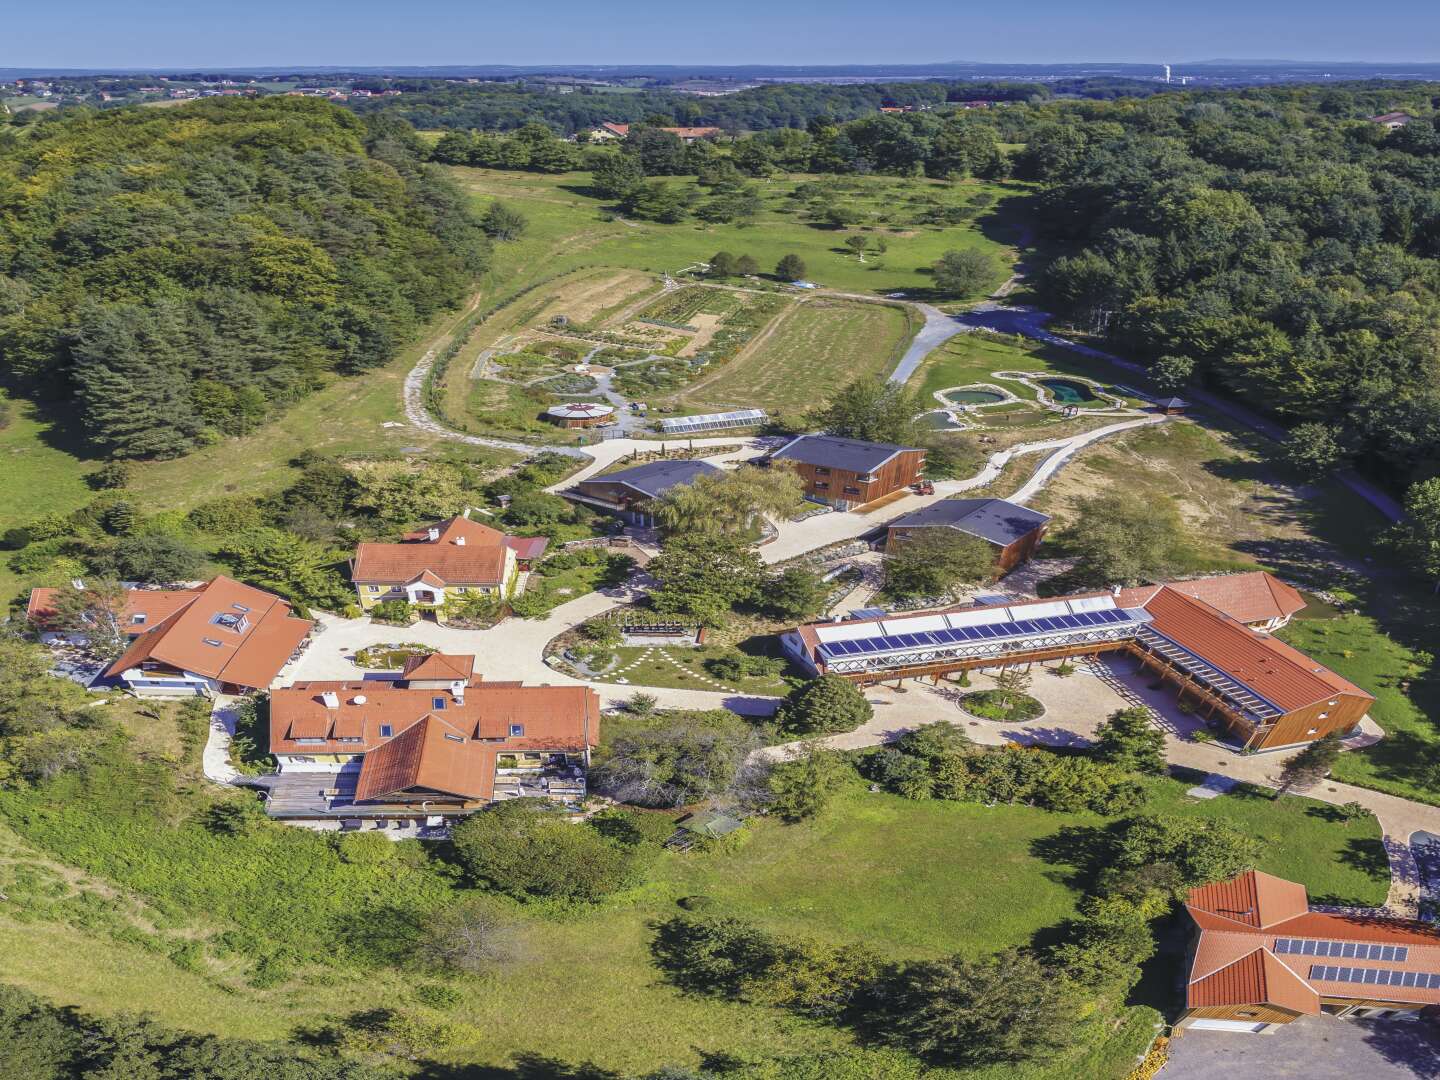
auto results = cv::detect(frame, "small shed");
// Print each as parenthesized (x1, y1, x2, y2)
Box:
(680, 810, 744, 838)
(1155, 397, 1190, 416)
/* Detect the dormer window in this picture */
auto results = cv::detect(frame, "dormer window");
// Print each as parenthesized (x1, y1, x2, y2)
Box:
(509, 724, 524, 737)
(432, 697, 446, 710)
(210, 611, 249, 633)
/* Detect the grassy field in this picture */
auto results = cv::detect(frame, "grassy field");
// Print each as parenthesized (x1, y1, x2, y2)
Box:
(450, 168, 1028, 298)
(0, 751, 1384, 1075)
(673, 297, 917, 422)
(911, 331, 1147, 407)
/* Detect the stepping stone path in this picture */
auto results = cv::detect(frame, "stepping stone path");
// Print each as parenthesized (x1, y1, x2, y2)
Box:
(595, 647, 735, 693)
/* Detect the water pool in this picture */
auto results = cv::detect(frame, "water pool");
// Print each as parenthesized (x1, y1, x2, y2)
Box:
(918, 411, 964, 430)
(942, 389, 1005, 405)
(1039, 378, 1097, 404)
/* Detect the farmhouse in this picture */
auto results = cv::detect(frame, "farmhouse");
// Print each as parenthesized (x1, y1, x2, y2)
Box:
(1176, 870, 1440, 1033)
(781, 571, 1372, 751)
(886, 497, 1049, 574)
(589, 122, 722, 143)
(767, 434, 926, 511)
(97, 576, 313, 695)
(351, 514, 545, 610)
(265, 655, 600, 824)
(570, 459, 722, 526)
(1368, 111, 1413, 130)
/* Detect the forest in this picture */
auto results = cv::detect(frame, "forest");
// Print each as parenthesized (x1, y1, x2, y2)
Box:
(0, 98, 490, 458)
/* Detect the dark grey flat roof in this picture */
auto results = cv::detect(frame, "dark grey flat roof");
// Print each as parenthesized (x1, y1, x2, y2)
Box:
(770, 434, 917, 474)
(587, 459, 722, 499)
(889, 498, 1049, 545)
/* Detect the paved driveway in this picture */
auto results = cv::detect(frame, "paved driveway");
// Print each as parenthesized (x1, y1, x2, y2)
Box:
(1164, 1014, 1440, 1079)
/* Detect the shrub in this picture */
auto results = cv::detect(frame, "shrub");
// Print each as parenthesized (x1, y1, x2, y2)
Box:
(766, 745, 851, 822)
(451, 798, 643, 901)
(335, 830, 395, 866)
(960, 689, 1044, 723)
(370, 599, 414, 624)
(1093, 706, 1166, 775)
(593, 710, 765, 808)
(416, 897, 528, 974)
(776, 675, 872, 735)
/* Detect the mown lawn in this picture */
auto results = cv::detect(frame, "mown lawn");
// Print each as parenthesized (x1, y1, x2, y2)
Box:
(675, 297, 918, 423)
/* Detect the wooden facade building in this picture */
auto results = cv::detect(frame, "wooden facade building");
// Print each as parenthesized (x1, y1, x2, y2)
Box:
(768, 434, 925, 511)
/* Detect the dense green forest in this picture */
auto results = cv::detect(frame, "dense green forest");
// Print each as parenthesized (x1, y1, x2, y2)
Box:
(1029, 88, 1440, 488)
(0, 98, 490, 458)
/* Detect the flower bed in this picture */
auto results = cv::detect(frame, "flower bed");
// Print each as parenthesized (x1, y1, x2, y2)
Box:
(354, 643, 436, 669)
(960, 689, 1046, 724)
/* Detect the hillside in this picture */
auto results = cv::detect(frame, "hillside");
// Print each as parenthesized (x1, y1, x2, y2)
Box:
(0, 97, 490, 458)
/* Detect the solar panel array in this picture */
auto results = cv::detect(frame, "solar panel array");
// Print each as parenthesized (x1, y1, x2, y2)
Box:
(1276, 939, 1408, 962)
(1308, 965, 1440, 989)
(817, 606, 1135, 661)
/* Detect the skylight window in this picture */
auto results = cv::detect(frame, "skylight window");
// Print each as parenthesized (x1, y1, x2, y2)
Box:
(509, 723, 524, 737)
(202, 637, 222, 647)
(379, 724, 393, 738)
(432, 697, 447, 710)
(130, 613, 147, 624)
(443, 733, 465, 743)
(210, 611, 249, 633)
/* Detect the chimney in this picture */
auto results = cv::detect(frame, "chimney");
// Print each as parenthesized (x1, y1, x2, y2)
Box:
(427, 527, 440, 542)
(451, 679, 466, 704)
(463, 507, 472, 519)
(454, 535, 466, 546)
(320, 691, 340, 708)
(1112, 585, 1121, 596)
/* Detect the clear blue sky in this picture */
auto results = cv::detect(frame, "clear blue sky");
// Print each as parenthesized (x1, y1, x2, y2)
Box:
(3, 0, 1438, 68)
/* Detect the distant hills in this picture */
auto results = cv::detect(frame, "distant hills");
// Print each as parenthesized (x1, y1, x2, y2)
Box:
(5, 60, 1440, 84)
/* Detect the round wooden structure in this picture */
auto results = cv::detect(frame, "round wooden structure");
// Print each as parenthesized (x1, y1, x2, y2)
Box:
(545, 402, 615, 429)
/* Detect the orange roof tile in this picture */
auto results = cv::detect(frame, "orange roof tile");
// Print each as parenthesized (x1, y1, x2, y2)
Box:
(269, 669, 599, 757)
(352, 542, 508, 586)
(354, 714, 496, 802)
(1144, 588, 1370, 712)
(402, 653, 476, 682)
(103, 576, 312, 690)
(1187, 870, 1310, 929)
(28, 585, 200, 634)
(1187, 947, 1319, 1014)
(401, 516, 506, 546)
(1163, 571, 1307, 626)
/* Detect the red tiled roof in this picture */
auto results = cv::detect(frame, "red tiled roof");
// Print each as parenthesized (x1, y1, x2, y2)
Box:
(1162, 571, 1307, 626)
(28, 585, 199, 634)
(354, 714, 496, 802)
(358, 515, 542, 586)
(1186, 872, 1440, 1010)
(352, 542, 509, 586)
(269, 670, 599, 756)
(1143, 587, 1368, 712)
(1188, 947, 1319, 1014)
(401, 653, 476, 682)
(103, 576, 312, 690)
(1187, 870, 1310, 929)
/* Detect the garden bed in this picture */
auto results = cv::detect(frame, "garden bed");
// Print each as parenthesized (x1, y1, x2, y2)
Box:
(353, 643, 436, 669)
(960, 689, 1046, 724)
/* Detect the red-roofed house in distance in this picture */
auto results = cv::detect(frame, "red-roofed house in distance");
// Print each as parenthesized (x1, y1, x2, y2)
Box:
(350, 512, 547, 613)
(1177, 870, 1440, 1033)
(92, 576, 313, 695)
(264, 654, 600, 827)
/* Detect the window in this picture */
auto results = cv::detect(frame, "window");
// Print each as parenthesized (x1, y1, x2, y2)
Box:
(510, 724, 525, 737)
(210, 611, 248, 633)
(815, 466, 831, 475)
(432, 697, 447, 710)
(368, 585, 380, 593)
(202, 637, 222, 647)
(815, 480, 830, 490)
(843, 486, 861, 496)
(379, 724, 393, 738)
(130, 613, 147, 625)
(443, 733, 464, 743)
(295, 738, 325, 745)
(231, 603, 251, 613)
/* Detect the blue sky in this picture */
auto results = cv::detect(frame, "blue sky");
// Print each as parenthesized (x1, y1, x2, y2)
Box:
(3, 0, 1438, 68)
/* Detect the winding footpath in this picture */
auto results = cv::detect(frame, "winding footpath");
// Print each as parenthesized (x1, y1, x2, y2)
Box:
(227, 276, 1435, 914)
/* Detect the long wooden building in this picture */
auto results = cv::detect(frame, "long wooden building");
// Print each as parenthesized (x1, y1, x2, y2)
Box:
(781, 572, 1372, 751)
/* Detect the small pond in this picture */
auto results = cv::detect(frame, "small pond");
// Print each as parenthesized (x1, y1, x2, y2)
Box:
(918, 411, 965, 430)
(1039, 378, 1097, 404)
(942, 388, 1005, 405)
